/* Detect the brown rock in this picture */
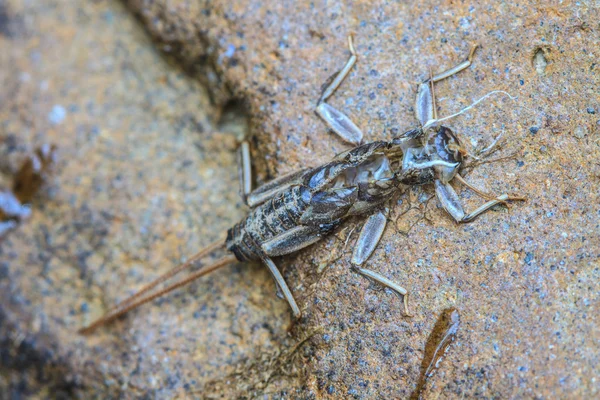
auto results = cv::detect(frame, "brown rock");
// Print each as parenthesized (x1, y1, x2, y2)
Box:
(1, 0, 598, 398)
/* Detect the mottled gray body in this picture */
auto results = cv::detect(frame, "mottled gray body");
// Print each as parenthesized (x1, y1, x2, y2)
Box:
(78, 37, 523, 334)
(226, 184, 316, 262)
(225, 37, 522, 319)
(226, 141, 432, 263)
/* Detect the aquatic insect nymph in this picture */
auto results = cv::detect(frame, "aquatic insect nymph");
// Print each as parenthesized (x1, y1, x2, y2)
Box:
(79, 37, 523, 334)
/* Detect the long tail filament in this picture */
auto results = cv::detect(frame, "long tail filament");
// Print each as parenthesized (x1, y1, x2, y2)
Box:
(79, 241, 234, 334)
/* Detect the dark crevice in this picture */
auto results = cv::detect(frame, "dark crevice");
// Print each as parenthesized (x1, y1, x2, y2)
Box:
(0, 304, 80, 398)
(125, 0, 237, 108)
(217, 99, 250, 140)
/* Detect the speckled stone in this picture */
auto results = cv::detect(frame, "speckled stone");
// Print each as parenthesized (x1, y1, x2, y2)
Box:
(1, 0, 599, 398)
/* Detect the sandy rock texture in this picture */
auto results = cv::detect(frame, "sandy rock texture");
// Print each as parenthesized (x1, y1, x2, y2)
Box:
(1, 0, 599, 398)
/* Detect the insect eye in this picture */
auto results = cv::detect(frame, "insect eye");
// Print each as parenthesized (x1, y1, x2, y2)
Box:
(432, 127, 463, 164)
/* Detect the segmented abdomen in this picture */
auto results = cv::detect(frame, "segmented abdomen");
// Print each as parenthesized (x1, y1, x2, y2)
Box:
(226, 185, 309, 262)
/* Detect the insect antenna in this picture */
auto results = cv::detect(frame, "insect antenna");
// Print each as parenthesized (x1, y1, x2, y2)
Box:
(79, 242, 235, 334)
(429, 67, 438, 122)
(422, 90, 517, 131)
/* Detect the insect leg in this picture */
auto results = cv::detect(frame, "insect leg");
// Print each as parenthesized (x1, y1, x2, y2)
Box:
(246, 168, 309, 208)
(354, 268, 411, 316)
(260, 255, 301, 318)
(454, 173, 502, 202)
(430, 44, 479, 83)
(261, 225, 323, 257)
(237, 137, 309, 208)
(315, 35, 364, 145)
(460, 195, 520, 222)
(350, 211, 411, 316)
(434, 179, 524, 223)
(415, 44, 479, 127)
(237, 141, 252, 204)
(238, 142, 307, 207)
(351, 211, 387, 266)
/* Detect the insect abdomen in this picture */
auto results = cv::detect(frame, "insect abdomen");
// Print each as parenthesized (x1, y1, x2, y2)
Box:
(226, 185, 310, 262)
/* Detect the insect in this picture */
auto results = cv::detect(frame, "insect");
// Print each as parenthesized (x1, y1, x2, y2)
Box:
(79, 37, 523, 334)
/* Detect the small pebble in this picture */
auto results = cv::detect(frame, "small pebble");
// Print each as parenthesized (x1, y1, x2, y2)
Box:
(574, 125, 588, 139)
(525, 252, 534, 265)
(48, 105, 66, 125)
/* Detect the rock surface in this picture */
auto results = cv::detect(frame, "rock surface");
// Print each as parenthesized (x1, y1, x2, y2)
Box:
(1, 0, 599, 398)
